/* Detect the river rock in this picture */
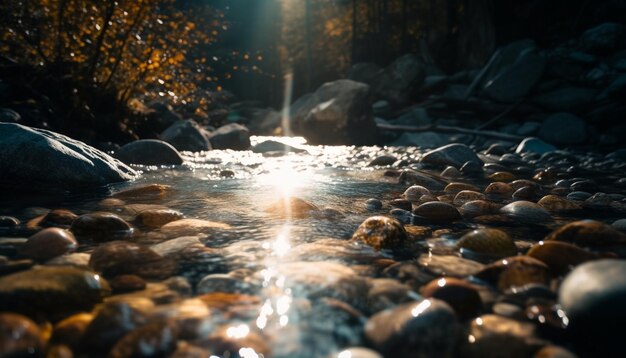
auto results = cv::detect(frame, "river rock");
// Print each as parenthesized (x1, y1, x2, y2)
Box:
(559, 259, 626, 356)
(161, 119, 212, 152)
(459, 314, 539, 358)
(89, 241, 176, 280)
(208, 123, 251, 150)
(351, 216, 408, 251)
(109, 319, 179, 358)
(20, 228, 78, 261)
(0, 266, 110, 319)
(366, 278, 416, 313)
(417, 254, 485, 278)
(136, 209, 184, 229)
(251, 140, 306, 154)
(500, 201, 551, 224)
(81, 301, 147, 354)
(266, 197, 319, 219)
(0, 313, 44, 357)
(71, 212, 133, 242)
(196, 273, 258, 295)
(515, 137, 557, 154)
(398, 170, 445, 190)
(545, 219, 626, 247)
(537, 195, 581, 212)
(460, 200, 502, 218)
(538, 113, 588, 145)
(420, 143, 483, 169)
(368, 155, 397, 167)
(475, 256, 551, 291)
(291, 80, 378, 145)
(0, 216, 19, 228)
(364, 299, 459, 357)
(421, 277, 482, 320)
(454, 191, 486, 206)
(36, 209, 78, 228)
(413, 202, 461, 221)
(0, 123, 136, 190)
(527, 241, 599, 275)
(484, 50, 546, 103)
(403, 185, 431, 202)
(52, 313, 94, 350)
(329, 348, 382, 358)
(115, 139, 184, 166)
(579, 22, 626, 53)
(457, 229, 517, 262)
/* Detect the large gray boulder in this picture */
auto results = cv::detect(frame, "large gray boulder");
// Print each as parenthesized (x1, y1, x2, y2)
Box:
(538, 112, 588, 145)
(208, 123, 251, 150)
(291, 80, 378, 145)
(160, 119, 212, 152)
(483, 49, 546, 102)
(374, 54, 426, 105)
(115, 139, 183, 166)
(0, 123, 136, 190)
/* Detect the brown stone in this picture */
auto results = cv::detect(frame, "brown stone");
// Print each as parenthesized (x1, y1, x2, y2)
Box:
(527, 241, 600, 275)
(89, 241, 176, 280)
(52, 313, 94, 349)
(136, 209, 184, 229)
(545, 220, 626, 247)
(413, 202, 461, 221)
(0, 313, 44, 357)
(475, 256, 551, 291)
(111, 184, 172, 200)
(71, 212, 133, 242)
(351, 216, 408, 251)
(20, 228, 78, 261)
(421, 277, 482, 320)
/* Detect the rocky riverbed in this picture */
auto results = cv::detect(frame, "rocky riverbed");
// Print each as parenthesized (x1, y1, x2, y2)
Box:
(1, 135, 626, 358)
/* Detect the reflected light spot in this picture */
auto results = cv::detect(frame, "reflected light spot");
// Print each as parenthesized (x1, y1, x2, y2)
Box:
(279, 315, 289, 326)
(276, 295, 292, 315)
(411, 300, 432, 317)
(239, 347, 259, 358)
(272, 232, 291, 257)
(226, 324, 249, 339)
(468, 335, 476, 343)
(437, 278, 446, 287)
(338, 351, 352, 358)
(475, 317, 483, 326)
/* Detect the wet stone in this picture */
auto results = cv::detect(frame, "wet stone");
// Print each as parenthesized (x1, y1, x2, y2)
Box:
(365, 198, 383, 211)
(20, 228, 77, 261)
(453, 190, 486, 206)
(566, 191, 591, 201)
(489, 172, 516, 182)
(266, 197, 320, 219)
(421, 143, 483, 169)
(441, 166, 462, 178)
(613, 218, 626, 232)
(398, 170, 445, 190)
(0, 313, 44, 357)
(38, 209, 78, 228)
(559, 260, 626, 357)
(52, 313, 94, 350)
(459, 315, 539, 358)
(71, 212, 133, 242)
(351, 216, 408, 251)
(47, 252, 91, 268)
(475, 256, 551, 291)
(421, 277, 482, 320)
(484, 182, 514, 198)
(159, 219, 231, 238)
(368, 155, 397, 166)
(538, 195, 581, 212)
(0, 266, 110, 320)
(545, 219, 626, 247)
(112, 184, 172, 200)
(365, 299, 459, 358)
(512, 186, 537, 200)
(109, 274, 147, 294)
(417, 254, 485, 278)
(136, 209, 184, 229)
(460, 200, 502, 218)
(412, 201, 461, 222)
(389, 199, 412, 211)
(329, 348, 383, 358)
(457, 228, 517, 262)
(500, 201, 551, 224)
(109, 319, 179, 358)
(89, 241, 176, 280)
(403, 185, 431, 202)
(366, 278, 416, 314)
(460, 161, 484, 176)
(445, 182, 480, 194)
(81, 301, 147, 355)
(527, 241, 599, 276)
(196, 273, 258, 295)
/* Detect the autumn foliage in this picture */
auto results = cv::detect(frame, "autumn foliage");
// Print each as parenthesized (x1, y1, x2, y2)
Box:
(0, 0, 224, 142)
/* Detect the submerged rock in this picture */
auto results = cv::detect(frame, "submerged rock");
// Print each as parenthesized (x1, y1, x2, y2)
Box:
(0, 266, 110, 319)
(71, 212, 133, 242)
(89, 241, 176, 280)
(365, 299, 459, 358)
(500, 201, 551, 224)
(20, 227, 78, 261)
(0, 123, 136, 190)
(545, 220, 626, 247)
(457, 228, 517, 262)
